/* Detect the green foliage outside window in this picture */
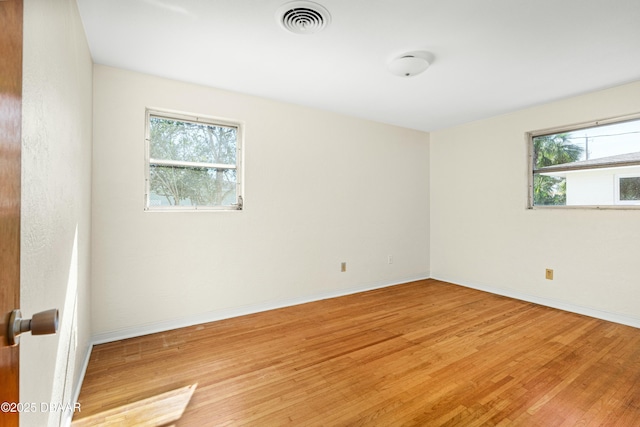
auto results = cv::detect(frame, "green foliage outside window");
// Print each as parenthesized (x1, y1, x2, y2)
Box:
(148, 116, 238, 207)
(532, 134, 583, 206)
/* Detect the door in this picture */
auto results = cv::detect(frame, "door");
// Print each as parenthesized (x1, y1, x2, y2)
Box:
(1, 0, 23, 426)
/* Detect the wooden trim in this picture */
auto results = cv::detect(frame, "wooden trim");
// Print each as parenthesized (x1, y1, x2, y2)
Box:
(0, 1, 23, 426)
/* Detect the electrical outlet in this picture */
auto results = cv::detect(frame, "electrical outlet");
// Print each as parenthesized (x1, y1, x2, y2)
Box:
(341, 262, 346, 272)
(388, 255, 393, 264)
(545, 269, 554, 280)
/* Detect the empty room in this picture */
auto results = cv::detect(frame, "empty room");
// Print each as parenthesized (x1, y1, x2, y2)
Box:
(2, 0, 640, 426)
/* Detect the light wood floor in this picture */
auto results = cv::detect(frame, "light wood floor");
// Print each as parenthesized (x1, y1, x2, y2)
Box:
(75, 279, 640, 426)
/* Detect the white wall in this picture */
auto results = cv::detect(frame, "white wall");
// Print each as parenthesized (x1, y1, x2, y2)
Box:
(565, 166, 640, 206)
(21, 0, 93, 426)
(566, 169, 617, 205)
(430, 80, 640, 325)
(91, 65, 430, 339)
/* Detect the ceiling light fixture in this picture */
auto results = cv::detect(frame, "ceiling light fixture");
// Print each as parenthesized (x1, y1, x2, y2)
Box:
(388, 51, 434, 77)
(276, 1, 331, 35)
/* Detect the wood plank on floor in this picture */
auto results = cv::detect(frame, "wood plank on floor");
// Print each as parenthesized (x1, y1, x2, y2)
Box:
(74, 279, 640, 426)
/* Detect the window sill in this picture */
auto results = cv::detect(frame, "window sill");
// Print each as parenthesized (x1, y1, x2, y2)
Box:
(528, 205, 640, 210)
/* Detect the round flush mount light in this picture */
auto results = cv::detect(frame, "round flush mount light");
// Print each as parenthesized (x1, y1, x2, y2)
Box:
(388, 51, 434, 77)
(276, 1, 331, 35)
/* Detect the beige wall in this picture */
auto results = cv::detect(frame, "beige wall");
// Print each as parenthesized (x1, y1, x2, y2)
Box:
(21, 0, 93, 426)
(91, 65, 430, 339)
(430, 80, 640, 325)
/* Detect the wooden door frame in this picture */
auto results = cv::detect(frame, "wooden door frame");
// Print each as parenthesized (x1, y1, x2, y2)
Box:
(1, 0, 23, 426)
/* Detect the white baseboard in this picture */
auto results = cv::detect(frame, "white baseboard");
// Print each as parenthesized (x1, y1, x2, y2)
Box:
(432, 275, 640, 329)
(91, 274, 430, 345)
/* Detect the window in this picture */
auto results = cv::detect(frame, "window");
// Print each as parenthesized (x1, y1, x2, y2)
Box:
(615, 174, 640, 205)
(528, 114, 640, 208)
(145, 109, 243, 211)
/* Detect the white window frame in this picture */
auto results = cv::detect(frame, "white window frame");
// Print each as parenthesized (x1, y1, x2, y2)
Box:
(527, 112, 640, 209)
(144, 108, 244, 211)
(614, 174, 640, 206)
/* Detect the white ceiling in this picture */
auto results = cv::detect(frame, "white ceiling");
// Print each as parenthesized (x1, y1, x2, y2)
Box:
(76, 0, 640, 132)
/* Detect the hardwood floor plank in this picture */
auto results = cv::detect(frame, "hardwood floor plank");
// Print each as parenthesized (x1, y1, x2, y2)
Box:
(75, 279, 640, 425)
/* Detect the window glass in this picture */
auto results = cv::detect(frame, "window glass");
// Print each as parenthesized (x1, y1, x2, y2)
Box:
(149, 117, 237, 165)
(619, 176, 640, 201)
(529, 117, 640, 207)
(146, 110, 242, 210)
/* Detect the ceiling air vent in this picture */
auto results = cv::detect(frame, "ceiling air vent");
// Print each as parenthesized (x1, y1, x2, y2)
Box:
(276, 1, 331, 35)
